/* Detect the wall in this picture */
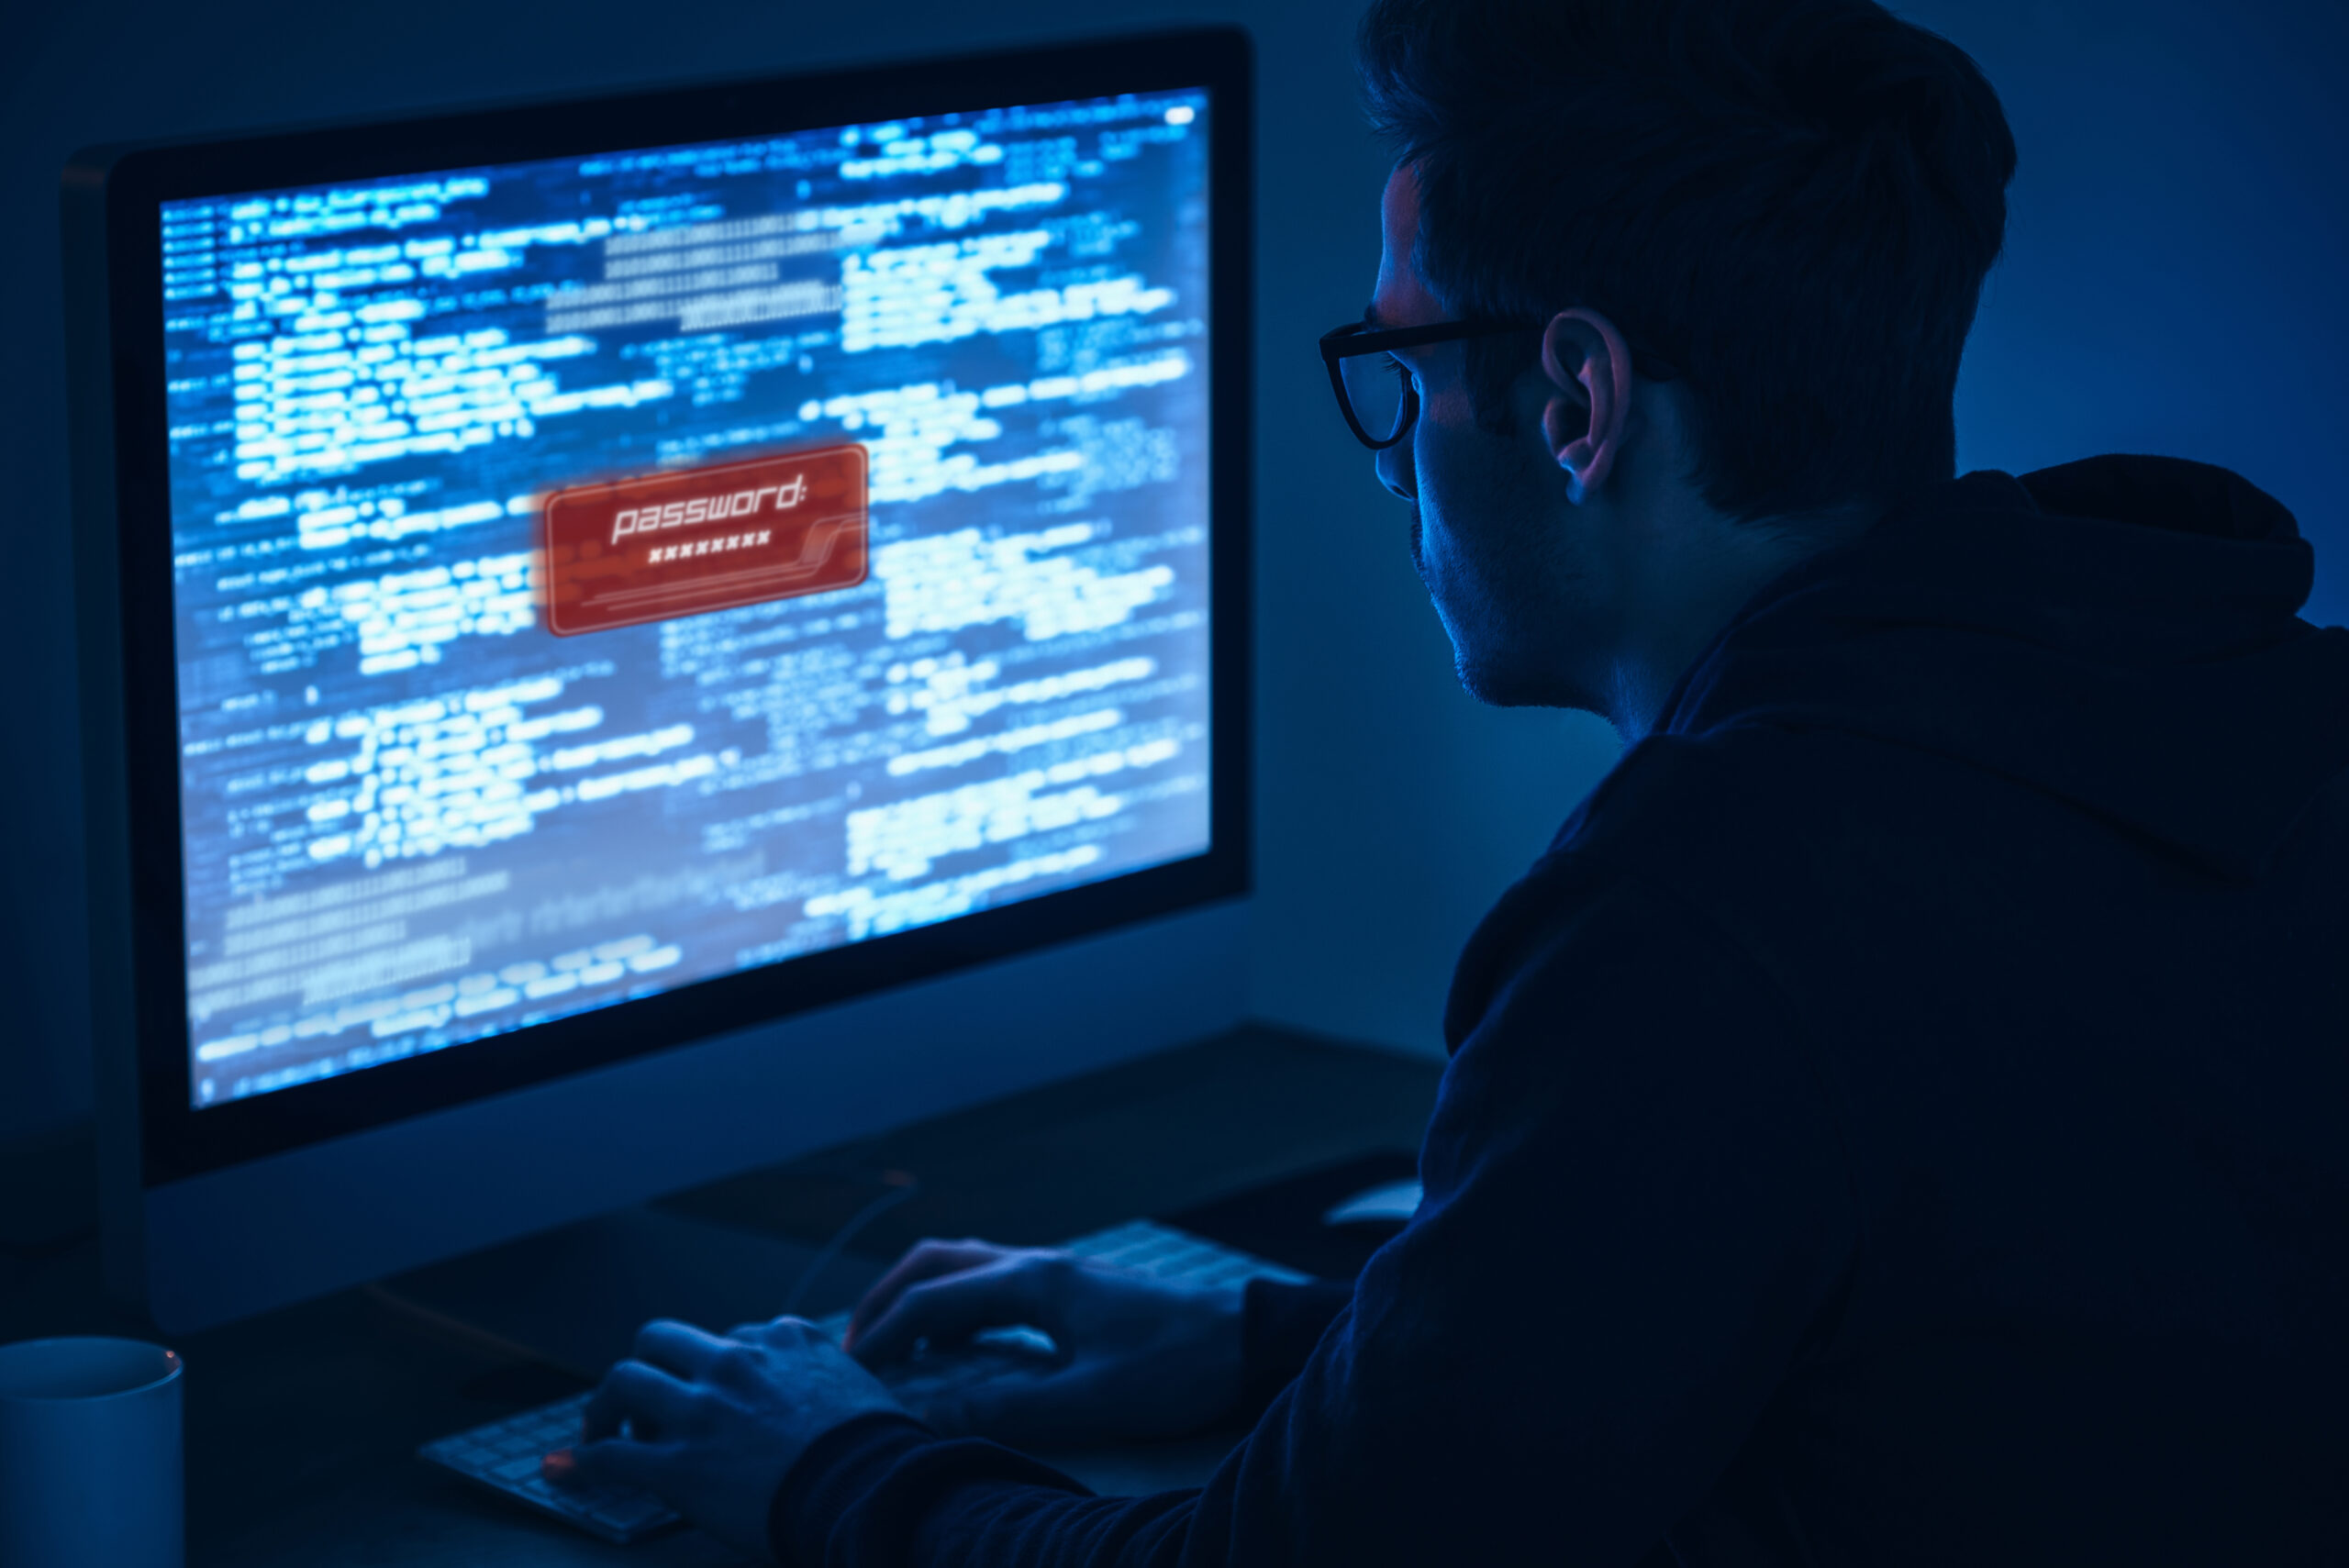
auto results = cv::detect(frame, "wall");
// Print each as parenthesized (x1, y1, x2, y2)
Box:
(2, 0, 2343, 1142)
(1931, 0, 2349, 528)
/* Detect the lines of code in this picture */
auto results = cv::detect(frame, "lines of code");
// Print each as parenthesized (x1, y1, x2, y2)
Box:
(159, 92, 1215, 1106)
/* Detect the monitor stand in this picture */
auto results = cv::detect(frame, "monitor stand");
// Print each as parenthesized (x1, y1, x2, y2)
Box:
(370, 1203, 885, 1381)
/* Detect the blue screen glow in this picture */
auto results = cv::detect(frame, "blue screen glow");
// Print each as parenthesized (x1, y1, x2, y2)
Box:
(159, 90, 1215, 1106)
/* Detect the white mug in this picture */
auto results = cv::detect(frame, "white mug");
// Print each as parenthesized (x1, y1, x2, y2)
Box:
(0, 1337, 184, 1568)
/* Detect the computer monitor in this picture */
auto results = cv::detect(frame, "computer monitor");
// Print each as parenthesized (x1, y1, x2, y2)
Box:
(66, 28, 1252, 1332)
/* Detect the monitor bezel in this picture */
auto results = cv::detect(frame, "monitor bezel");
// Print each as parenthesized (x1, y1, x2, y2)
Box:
(83, 28, 1253, 1187)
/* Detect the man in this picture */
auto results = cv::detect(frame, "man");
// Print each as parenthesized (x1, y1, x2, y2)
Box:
(557, 0, 2349, 1561)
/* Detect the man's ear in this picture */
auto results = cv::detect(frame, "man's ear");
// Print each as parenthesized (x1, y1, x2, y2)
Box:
(1540, 308, 1634, 504)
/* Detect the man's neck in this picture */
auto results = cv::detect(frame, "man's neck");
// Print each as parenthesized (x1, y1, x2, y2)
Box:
(1597, 507, 1873, 743)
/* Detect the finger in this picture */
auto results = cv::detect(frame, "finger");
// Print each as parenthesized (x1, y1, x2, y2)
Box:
(631, 1318, 732, 1380)
(582, 1359, 696, 1442)
(728, 1315, 827, 1346)
(726, 1317, 794, 1345)
(852, 1256, 1066, 1368)
(765, 1315, 828, 1344)
(846, 1240, 1010, 1351)
(846, 1240, 1010, 1350)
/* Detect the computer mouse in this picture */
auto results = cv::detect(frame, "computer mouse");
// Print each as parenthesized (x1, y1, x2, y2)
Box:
(1320, 1178, 1422, 1226)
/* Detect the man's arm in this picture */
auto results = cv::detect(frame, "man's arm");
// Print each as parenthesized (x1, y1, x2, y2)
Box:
(769, 870, 1863, 1568)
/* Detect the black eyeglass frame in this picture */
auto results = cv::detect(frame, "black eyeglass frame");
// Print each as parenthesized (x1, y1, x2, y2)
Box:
(1319, 317, 1684, 450)
(1318, 318, 1532, 450)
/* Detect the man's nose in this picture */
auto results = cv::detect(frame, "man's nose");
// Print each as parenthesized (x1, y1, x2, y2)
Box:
(1375, 435, 1415, 502)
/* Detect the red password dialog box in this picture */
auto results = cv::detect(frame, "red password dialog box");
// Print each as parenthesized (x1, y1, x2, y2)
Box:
(540, 445, 868, 635)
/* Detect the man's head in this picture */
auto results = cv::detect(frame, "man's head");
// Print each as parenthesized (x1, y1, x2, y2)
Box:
(1352, 0, 2016, 731)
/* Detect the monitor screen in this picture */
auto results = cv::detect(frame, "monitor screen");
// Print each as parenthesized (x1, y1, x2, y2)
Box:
(157, 90, 1217, 1108)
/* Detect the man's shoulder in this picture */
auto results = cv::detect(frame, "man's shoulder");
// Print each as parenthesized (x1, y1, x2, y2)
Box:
(1554, 719, 1908, 874)
(1441, 719, 1980, 1047)
(1439, 727, 1829, 1035)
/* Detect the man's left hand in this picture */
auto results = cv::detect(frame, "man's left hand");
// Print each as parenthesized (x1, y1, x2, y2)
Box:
(550, 1316, 907, 1561)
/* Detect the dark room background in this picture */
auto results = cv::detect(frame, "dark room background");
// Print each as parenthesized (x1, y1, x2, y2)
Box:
(3, 0, 2343, 1144)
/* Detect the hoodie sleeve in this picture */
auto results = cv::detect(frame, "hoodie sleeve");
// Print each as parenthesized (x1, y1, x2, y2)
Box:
(772, 870, 1860, 1568)
(1236, 1277, 1354, 1413)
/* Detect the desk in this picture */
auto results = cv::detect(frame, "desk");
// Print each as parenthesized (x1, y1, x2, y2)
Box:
(0, 1027, 1440, 1566)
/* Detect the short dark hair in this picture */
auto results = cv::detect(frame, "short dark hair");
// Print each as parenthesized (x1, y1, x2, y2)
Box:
(1358, 0, 2017, 521)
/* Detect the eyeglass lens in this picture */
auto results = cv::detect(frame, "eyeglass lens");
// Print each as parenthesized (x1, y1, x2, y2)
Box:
(1338, 351, 1414, 446)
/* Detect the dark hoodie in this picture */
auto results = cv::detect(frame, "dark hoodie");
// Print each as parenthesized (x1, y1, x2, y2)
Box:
(771, 457, 2349, 1566)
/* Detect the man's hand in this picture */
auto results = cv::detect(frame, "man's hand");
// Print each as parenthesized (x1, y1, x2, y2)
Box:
(552, 1316, 905, 1561)
(846, 1239, 1247, 1448)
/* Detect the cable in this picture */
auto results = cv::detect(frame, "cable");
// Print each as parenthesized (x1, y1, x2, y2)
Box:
(778, 1171, 919, 1319)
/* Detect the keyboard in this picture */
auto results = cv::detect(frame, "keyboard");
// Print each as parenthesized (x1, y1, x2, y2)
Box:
(419, 1391, 675, 1543)
(417, 1218, 1310, 1544)
(1058, 1218, 1311, 1287)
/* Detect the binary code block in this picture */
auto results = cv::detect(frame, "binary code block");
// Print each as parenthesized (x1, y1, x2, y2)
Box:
(542, 446, 868, 635)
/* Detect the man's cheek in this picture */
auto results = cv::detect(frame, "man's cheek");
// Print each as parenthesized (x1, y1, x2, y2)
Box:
(1421, 373, 1485, 428)
(1413, 502, 1471, 604)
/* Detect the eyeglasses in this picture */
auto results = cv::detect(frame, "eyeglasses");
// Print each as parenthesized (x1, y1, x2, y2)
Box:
(1319, 317, 1682, 450)
(1318, 318, 1534, 450)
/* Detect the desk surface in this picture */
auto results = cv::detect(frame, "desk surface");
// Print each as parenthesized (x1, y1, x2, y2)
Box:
(0, 1026, 1441, 1566)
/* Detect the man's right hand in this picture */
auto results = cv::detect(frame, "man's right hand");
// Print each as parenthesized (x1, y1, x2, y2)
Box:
(843, 1239, 1247, 1449)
